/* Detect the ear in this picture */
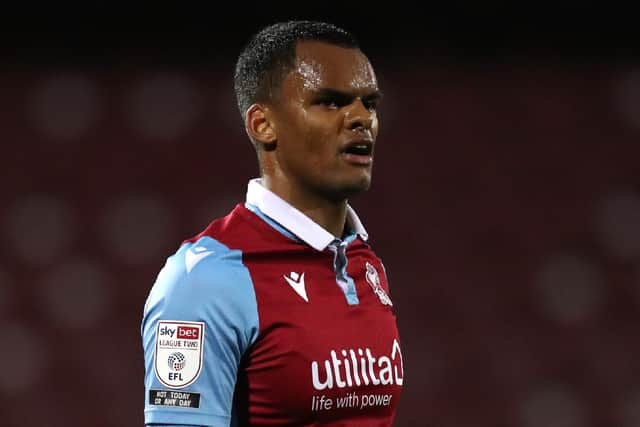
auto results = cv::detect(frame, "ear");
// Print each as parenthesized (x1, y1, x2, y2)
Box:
(245, 104, 276, 151)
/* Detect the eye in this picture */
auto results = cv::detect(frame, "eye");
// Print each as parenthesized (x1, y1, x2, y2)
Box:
(319, 99, 339, 109)
(363, 99, 379, 111)
(313, 94, 351, 110)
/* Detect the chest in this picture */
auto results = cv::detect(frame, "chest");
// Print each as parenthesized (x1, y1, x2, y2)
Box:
(239, 246, 403, 425)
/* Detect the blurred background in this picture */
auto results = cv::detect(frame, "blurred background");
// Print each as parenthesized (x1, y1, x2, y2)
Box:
(1, 5, 640, 427)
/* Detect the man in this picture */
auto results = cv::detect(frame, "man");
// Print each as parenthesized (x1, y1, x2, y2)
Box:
(142, 20, 404, 426)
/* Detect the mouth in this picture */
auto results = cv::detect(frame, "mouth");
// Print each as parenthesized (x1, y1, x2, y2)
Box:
(340, 140, 374, 166)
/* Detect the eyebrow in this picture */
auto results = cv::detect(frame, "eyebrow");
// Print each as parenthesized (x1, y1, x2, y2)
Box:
(311, 88, 384, 102)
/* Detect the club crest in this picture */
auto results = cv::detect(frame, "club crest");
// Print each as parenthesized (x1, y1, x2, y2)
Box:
(365, 262, 393, 306)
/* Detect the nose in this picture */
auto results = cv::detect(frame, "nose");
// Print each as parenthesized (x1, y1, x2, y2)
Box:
(344, 98, 374, 132)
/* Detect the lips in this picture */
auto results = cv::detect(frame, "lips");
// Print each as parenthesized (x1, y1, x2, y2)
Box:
(342, 140, 373, 156)
(340, 139, 374, 166)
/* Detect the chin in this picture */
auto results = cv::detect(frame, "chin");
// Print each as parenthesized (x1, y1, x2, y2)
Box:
(324, 176, 372, 202)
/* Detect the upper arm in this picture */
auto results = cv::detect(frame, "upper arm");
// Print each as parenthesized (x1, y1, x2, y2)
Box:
(142, 238, 259, 427)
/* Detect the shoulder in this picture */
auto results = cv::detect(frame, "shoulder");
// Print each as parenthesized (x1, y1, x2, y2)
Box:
(144, 235, 257, 320)
(182, 204, 261, 249)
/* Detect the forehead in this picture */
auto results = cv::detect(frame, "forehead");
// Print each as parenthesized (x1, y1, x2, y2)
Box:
(288, 41, 378, 93)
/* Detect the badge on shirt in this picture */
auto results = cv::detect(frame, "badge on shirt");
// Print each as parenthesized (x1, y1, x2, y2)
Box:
(365, 262, 393, 306)
(154, 320, 205, 388)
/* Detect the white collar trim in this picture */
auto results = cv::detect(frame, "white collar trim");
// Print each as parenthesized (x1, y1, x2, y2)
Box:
(245, 178, 368, 250)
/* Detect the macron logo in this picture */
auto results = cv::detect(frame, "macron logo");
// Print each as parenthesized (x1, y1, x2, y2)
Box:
(284, 272, 308, 302)
(185, 246, 215, 273)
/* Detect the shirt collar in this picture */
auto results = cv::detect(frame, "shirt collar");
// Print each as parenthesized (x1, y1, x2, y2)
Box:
(245, 178, 369, 251)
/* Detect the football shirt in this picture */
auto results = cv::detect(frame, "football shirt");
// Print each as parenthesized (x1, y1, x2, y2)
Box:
(142, 179, 403, 426)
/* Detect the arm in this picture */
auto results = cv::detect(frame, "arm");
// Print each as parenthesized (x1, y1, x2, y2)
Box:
(142, 237, 259, 427)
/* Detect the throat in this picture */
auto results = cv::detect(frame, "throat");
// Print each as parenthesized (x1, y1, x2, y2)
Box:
(302, 203, 349, 238)
(261, 175, 349, 238)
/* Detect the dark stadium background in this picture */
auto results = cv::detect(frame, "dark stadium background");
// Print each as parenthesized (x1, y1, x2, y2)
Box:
(1, 6, 639, 427)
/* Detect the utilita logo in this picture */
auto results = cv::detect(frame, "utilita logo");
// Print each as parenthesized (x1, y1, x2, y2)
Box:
(311, 339, 404, 390)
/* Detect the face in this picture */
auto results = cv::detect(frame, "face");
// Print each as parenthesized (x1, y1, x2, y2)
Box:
(267, 41, 381, 202)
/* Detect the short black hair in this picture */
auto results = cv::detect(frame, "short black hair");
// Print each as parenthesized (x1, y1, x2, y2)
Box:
(234, 20, 359, 118)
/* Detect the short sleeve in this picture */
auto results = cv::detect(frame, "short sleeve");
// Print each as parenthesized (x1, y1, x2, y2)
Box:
(141, 237, 260, 427)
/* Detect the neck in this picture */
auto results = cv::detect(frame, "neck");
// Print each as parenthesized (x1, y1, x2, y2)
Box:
(262, 175, 348, 238)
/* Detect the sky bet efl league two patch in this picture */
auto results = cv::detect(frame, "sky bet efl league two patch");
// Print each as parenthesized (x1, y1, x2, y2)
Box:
(154, 320, 205, 388)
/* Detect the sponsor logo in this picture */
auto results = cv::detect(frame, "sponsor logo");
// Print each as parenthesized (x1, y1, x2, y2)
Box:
(177, 326, 200, 339)
(159, 325, 175, 337)
(311, 339, 404, 390)
(154, 321, 204, 388)
(365, 262, 392, 306)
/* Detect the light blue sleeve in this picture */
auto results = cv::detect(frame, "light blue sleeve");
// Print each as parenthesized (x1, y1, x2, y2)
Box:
(142, 236, 260, 427)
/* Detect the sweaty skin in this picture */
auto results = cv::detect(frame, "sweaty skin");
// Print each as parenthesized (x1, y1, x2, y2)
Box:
(259, 41, 381, 237)
(298, 60, 324, 91)
(297, 56, 377, 92)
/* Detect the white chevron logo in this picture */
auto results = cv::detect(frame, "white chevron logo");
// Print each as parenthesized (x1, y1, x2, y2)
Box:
(284, 272, 308, 302)
(185, 246, 215, 273)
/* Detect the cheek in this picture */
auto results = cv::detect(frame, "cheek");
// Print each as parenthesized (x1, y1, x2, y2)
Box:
(302, 115, 341, 153)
